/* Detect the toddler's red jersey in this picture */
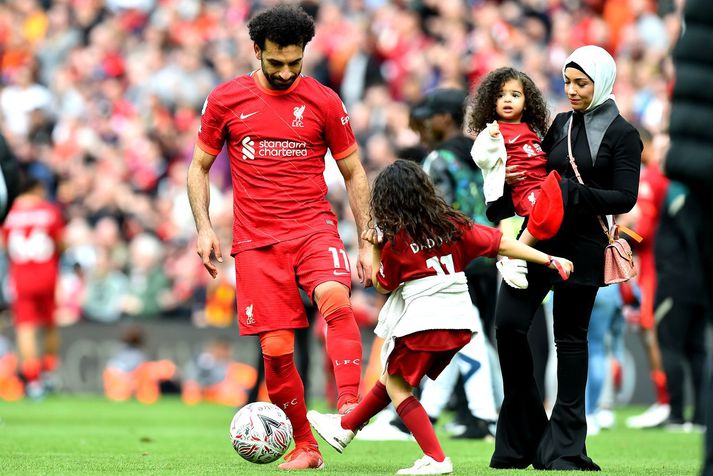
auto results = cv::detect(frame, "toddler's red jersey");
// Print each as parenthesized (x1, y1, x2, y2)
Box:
(377, 223, 502, 291)
(499, 121, 548, 216)
(1, 199, 63, 295)
(197, 73, 357, 254)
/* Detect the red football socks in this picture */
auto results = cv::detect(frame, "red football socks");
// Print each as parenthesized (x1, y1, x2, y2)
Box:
(41, 354, 58, 373)
(263, 353, 317, 446)
(324, 307, 362, 409)
(341, 381, 390, 431)
(652, 370, 670, 404)
(396, 396, 445, 463)
(21, 358, 41, 383)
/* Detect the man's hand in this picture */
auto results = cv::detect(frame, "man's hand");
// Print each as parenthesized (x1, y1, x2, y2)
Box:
(196, 228, 223, 279)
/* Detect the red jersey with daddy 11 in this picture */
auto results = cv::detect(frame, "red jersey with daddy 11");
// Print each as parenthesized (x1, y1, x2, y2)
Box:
(377, 223, 503, 291)
(197, 73, 357, 255)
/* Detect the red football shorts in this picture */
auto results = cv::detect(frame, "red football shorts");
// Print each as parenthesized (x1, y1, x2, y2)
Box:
(12, 292, 56, 327)
(234, 231, 352, 336)
(387, 330, 472, 387)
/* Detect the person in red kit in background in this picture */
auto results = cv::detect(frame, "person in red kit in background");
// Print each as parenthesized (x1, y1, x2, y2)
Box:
(469, 67, 567, 289)
(0, 174, 64, 399)
(621, 128, 672, 429)
(307, 160, 572, 475)
(186, 5, 372, 471)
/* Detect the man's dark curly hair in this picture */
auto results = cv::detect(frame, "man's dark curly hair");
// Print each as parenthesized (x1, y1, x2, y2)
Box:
(248, 5, 315, 50)
(370, 160, 472, 248)
(467, 67, 549, 137)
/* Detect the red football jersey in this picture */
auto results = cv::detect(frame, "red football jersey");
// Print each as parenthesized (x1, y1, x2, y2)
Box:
(499, 121, 548, 216)
(197, 72, 357, 254)
(377, 223, 502, 291)
(1, 198, 64, 295)
(636, 162, 669, 254)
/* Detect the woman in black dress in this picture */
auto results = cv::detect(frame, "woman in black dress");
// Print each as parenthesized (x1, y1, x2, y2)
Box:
(489, 45, 641, 470)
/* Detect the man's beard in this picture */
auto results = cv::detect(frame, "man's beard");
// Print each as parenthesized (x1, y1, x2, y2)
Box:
(262, 63, 299, 90)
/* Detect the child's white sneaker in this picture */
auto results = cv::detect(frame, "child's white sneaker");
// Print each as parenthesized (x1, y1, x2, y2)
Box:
(307, 410, 355, 453)
(396, 456, 453, 475)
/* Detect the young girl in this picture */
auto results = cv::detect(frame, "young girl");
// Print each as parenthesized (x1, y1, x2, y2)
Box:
(307, 160, 572, 475)
(469, 67, 566, 288)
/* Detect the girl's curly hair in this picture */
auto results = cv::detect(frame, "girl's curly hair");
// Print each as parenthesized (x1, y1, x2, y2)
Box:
(370, 160, 472, 247)
(248, 5, 315, 50)
(466, 67, 549, 137)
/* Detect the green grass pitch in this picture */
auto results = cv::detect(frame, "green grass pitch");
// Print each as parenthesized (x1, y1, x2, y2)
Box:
(0, 396, 702, 475)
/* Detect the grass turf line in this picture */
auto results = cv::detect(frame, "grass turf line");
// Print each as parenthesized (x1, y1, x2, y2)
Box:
(0, 396, 702, 475)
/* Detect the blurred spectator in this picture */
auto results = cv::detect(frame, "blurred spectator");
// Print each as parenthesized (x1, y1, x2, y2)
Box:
(194, 258, 235, 328)
(103, 325, 176, 404)
(0, 62, 52, 139)
(54, 260, 86, 326)
(0, 333, 23, 401)
(181, 336, 256, 406)
(82, 246, 129, 323)
(654, 182, 707, 432)
(35, 4, 81, 87)
(121, 232, 170, 319)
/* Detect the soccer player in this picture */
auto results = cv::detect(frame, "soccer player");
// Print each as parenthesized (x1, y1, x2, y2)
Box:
(186, 5, 371, 470)
(622, 129, 671, 429)
(1, 175, 64, 399)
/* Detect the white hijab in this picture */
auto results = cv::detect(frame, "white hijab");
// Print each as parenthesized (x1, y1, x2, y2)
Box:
(562, 45, 616, 111)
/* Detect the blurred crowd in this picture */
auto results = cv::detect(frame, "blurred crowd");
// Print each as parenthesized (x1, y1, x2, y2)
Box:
(0, 0, 679, 328)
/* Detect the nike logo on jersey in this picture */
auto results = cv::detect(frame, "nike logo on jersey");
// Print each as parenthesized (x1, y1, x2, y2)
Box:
(240, 111, 258, 120)
(509, 134, 521, 144)
(333, 270, 351, 276)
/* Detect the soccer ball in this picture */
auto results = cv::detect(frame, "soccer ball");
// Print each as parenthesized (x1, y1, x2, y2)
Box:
(230, 402, 293, 464)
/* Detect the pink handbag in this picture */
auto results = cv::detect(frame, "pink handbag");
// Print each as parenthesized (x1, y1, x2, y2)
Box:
(603, 224, 638, 284)
(566, 118, 642, 284)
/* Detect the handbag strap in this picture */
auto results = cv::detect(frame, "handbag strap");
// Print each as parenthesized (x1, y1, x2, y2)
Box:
(566, 118, 643, 245)
(566, 116, 611, 239)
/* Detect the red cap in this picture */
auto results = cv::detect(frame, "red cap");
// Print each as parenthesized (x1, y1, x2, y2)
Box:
(527, 170, 564, 240)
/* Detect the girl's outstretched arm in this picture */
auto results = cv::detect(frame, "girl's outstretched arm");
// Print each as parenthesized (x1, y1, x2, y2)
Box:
(498, 236, 573, 280)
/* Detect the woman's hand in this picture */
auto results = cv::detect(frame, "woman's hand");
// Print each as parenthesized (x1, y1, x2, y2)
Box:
(547, 255, 574, 280)
(505, 164, 526, 185)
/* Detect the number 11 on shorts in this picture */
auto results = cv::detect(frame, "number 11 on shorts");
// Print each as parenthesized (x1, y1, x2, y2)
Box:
(328, 246, 351, 275)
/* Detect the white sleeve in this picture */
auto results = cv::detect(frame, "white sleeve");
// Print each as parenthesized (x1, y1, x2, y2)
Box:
(471, 129, 505, 171)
